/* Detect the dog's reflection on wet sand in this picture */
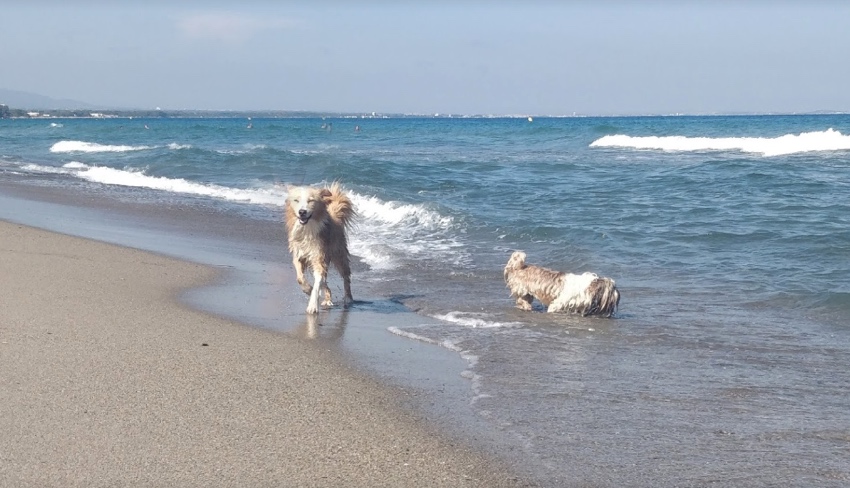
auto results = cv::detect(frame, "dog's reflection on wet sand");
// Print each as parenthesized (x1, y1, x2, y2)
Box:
(294, 309, 350, 340)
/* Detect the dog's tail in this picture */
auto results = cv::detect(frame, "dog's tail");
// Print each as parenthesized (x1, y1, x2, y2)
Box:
(585, 277, 620, 317)
(322, 181, 356, 228)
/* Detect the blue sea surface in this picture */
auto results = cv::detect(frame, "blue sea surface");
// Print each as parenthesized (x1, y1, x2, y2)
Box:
(2, 114, 849, 486)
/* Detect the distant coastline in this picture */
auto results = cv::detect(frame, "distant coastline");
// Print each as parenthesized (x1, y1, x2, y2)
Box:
(1, 103, 848, 120)
(0, 105, 401, 120)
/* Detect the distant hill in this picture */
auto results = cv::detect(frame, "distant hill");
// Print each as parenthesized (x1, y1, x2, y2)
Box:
(0, 88, 96, 110)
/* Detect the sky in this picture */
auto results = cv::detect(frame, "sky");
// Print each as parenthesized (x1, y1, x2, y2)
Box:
(2, 1, 849, 116)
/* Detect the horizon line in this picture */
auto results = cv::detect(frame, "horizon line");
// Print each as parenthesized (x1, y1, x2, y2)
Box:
(5, 106, 850, 119)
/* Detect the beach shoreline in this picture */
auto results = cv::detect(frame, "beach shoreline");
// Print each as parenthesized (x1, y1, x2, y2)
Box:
(0, 218, 534, 487)
(0, 182, 518, 447)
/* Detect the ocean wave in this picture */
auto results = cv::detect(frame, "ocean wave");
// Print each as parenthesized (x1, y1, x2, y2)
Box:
(752, 290, 850, 319)
(387, 326, 464, 352)
(23, 162, 285, 205)
(589, 128, 850, 156)
(79, 166, 284, 205)
(814, 291, 850, 314)
(433, 311, 523, 329)
(50, 140, 152, 153)
(347, 192, 467, 270)
(289, 144, 339, 155)
(21, 163, 75, 174)
(214, 144, 267, 155)
(353, 194, 454, 230)
(15, 160, 466, 272)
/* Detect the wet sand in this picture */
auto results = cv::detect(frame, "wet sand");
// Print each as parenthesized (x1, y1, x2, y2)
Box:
(0, 220, 531, 487)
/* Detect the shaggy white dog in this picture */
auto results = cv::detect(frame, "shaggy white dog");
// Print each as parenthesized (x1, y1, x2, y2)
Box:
(285, 182, 355, 314)
(504, 251, 620, 317)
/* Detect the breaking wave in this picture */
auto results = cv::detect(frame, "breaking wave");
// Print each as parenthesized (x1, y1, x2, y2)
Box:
(17, 161, 465, 272)
(590, 128, 850, 156)
(50, 140, 152, 153)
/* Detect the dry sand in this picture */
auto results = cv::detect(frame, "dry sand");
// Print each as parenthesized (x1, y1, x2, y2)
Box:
(0, 220, 532, 487)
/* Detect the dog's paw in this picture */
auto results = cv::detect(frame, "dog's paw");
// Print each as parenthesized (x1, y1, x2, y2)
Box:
(321, 299, 334, 307)
(305, 303, 319, 314)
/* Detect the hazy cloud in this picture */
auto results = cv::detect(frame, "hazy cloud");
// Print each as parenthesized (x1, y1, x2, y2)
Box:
(176, 11, 294, 43)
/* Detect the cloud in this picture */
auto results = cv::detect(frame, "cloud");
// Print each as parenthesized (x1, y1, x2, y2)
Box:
(177, 11, 294, 43)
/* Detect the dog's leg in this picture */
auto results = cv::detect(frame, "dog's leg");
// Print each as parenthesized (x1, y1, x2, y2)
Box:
(293, 257, 312, 295)
(337, 256, 353, 307)
(306, 268, 323, 314)
(306, 260, 328, 314)
(516, 294, 534, 311)
(320, 258, 335, 307)
(321, 279, 334, 307)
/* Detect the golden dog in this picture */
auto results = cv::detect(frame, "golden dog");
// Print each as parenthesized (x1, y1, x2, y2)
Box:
(285, 182, 355, 314)
(504, 251, 620, 317)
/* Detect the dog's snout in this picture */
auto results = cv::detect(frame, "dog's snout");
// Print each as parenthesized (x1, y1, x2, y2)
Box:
(298, 209, 307, 217)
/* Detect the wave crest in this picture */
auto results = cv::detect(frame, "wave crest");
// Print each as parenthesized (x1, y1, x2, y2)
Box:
(50, 140, 152, 153)
(264, 186, 468, 272)
(347, 193, 465, 270)
(590, 128, 850, 156)
(433, 311, 522, 329)
(52, 162, 284, 205)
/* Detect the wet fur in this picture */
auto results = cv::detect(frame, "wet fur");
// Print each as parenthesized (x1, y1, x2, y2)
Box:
(504, 251, 620, 317)
(285, 182, 355, 314)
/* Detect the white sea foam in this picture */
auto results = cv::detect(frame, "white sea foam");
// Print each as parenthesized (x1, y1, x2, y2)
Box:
(167, 143, 192, 150)
(590, 128, 850, 157)
(50, 140, 152, 153)
(215, 144, 266, 154)
(21, 163, 71, 174)
(432, 311, 522, 329)
(387, 326, 463, 352)
(21, 161, 285, 206)
(353, 194, 453, 229)
(347, 192, 467, 270)
(79, 166, 285, 205)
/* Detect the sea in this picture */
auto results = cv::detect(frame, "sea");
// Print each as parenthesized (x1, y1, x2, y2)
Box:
(2, 114, 849, 486)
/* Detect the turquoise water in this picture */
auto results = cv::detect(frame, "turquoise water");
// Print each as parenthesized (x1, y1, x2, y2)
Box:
(2, 114, 850, 485)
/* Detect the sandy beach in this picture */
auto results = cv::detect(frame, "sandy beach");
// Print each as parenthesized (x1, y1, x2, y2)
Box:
(0, 220, 530, 487)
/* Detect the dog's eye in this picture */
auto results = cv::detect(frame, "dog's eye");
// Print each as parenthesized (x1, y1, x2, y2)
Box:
(307, 198, 315, 203)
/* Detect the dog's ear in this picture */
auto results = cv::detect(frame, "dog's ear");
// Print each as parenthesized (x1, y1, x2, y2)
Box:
(319, 188, 333, 201)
